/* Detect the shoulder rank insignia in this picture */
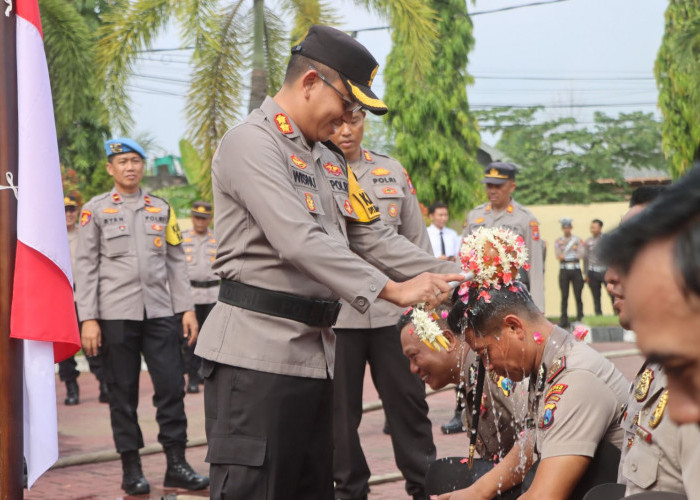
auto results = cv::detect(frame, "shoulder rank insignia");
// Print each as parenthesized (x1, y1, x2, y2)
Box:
(103, 207, 119, 214)
(649, 390, 668, 428)
(145, 206, 162, 214)
(507, 204, 514, 214)
(634, 368, 654, 402)
(382, 187, 398, 195)
(343, 199, 354, 215)
(143, 194, 151, 205)
(474, 217, 485, 224)
(274, 113, 294, 134)
(388, 203, 398, 217)
(363, 150, 373, 162)
(79, 210, 92, 227)
(305, 192, 316, 212)
(323, 162, 342, 176)
(530, 220, 540, 241)
(371, 167, 390, 176)
(402, 168, 416, 195)
(546, 356, 566, 383)
(291, 154, 307, 169)
(111, 192, 121, 203)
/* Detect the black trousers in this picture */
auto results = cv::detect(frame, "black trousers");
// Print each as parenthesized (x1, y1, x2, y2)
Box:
(202, 362, 334, 500)
(181, 302, 214, 381)
(587, 270, 613, 316)
(100, 316, 187, 453)
(58, 352, 103, 382)
(559, 268, 584, 323)
(333, 326, 435, 499)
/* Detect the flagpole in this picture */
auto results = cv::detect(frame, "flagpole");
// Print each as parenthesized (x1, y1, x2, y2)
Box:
(0, 3, 25, 498)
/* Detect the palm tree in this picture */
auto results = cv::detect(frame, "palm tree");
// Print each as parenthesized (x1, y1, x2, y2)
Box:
(96, 0, 438, 196)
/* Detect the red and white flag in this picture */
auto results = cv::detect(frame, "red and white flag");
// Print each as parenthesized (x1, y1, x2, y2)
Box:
(10, 0, 81, 487)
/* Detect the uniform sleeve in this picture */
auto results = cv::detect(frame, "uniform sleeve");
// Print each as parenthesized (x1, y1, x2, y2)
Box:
(164, 204, 194, 314)
(537, 371, 620, 460)
(213, 127, 389, 311)
(554, 239, 564, 260)
(74, 201, 101, 321)
(396, 162, 432, 254)
(576, 237, 586, 260)
(678, 423, 700, 496)
(583, 240, 590, 277)
(524, 215, 545, 311)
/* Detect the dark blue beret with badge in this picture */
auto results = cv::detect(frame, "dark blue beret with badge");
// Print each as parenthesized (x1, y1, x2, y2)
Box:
(104, 137, 146, 159)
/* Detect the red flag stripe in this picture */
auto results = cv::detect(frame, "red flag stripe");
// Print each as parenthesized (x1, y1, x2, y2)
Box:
(16, 0, 43, 38)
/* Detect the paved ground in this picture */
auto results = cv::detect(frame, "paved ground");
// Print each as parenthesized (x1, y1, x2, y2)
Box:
(25, 342, 643, 499)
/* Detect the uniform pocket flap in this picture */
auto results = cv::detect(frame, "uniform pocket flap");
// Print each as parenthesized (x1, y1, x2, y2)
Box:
(103, 223, 129, 239)
(205, 434, 266, 466)
(623, 444, 659, 489)
(373, 185, 405, 199)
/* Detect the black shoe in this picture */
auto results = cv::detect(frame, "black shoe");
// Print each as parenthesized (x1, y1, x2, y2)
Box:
(382, 419, 390, 435)
(120, 450, 150, 495)
(164, 445, 209, 490)
(98, 382, 109, 403)
(186, 379, 199, 394)
(441, 410, 466, 435)
(558, 318, 570, 328)
(64, 380, 79, 406)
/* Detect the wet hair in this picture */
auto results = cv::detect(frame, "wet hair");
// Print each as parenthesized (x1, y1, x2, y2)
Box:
(428, 201, 448, 215)
(600, 166, 700, 297)
(629, 185, 667, 207)
(591, 219, 603, 227)
(448, 282, 540, 336)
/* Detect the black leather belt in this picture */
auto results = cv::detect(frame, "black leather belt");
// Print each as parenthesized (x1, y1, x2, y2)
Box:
(190, 279, 221, 288)
(218, 279, 341, 328)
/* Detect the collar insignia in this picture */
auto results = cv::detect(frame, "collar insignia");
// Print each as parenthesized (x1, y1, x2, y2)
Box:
(546, 356, 566, 383)
(274, 113, 294, 134)
(363, 150, 373, 162)
(634, 368, 654, 402)
(649, 390, 668, 428)
(112, 192, 122, 203)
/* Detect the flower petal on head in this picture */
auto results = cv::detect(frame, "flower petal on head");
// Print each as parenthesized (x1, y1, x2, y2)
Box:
(533, 331, 543, 344)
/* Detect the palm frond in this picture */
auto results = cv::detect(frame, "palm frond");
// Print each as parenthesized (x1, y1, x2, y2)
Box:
(40, 0, 98, 131)
(96, 0, 175, 133)
(186, 0, 247, 198)
(279, 0, 339, 44)
(262, 7, 288, 95)
(174, 0, 219, 52)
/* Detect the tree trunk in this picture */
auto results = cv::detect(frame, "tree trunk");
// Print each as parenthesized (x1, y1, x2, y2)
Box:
(248, 0, 267, 113)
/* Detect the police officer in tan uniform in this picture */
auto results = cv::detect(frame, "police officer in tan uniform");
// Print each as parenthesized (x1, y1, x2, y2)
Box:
(555, 218, 585, 327)
(75, 138, 208, 495)
(329, 110, 435, 500)
(602, 191, 700, 498)
(583, 219, 612, 316)
(181, 201, 219, 394)
(194, 25, 463, 499)
(463, 163, 544, 311)
(454, 283, 628, 500)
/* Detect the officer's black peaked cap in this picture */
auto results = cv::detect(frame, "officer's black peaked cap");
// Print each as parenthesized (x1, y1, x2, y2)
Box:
(292, 25, 388, 115)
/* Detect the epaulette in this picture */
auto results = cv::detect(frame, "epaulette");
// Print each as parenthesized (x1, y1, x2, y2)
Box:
(366, 149, 392, 160)
(546, 356, 566, 383)
(146, 193, 170, 207)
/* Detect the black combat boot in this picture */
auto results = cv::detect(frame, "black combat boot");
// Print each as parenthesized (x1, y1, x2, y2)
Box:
(440, 409, 466, 435)
(163, 445, 209, 490)
(186, 376, 199, 394)
(120, 450, 150, 495)
(98, 381, 109, 403)
(64, 380, 79, 406)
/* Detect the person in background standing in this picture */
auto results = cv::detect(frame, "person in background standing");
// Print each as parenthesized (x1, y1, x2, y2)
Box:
(583, 219, 612, 316)
(554, 218, 585, 327)
(427, 202, 461, 262)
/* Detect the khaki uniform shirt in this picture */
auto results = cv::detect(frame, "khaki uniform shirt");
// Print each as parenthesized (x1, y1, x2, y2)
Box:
(618, 362, 700, 497)
(75, 188, 193, 321)
(554, 235, 585, 264)
(67, 226, 78, 276)
(463, 200, 544, 311)
(335, 149, 432, 329)
(182, 228, 219, 305)
(529, 326, 628, 460)
(195, 97, 459, 379)
(460, 349, 528, 460)
(583, 235, 605, 277)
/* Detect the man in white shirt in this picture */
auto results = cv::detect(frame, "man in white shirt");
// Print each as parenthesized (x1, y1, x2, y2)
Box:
(426, 202, 461, 262)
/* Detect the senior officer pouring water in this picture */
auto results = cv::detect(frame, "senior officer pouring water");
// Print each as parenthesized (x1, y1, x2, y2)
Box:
(194, 25, 464, 499)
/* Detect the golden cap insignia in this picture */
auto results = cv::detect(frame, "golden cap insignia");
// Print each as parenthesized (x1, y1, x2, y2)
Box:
(485, 168, 509, 179)
(634, 368, 654, 402)
(649, 390, 668, 428)
(109, 143, 123, 154)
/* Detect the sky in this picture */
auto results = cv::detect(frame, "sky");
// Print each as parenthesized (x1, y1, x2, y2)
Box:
(128, 0, 669, 156)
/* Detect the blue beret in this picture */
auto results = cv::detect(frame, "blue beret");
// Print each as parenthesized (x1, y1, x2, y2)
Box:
(104, 138, 146, 159)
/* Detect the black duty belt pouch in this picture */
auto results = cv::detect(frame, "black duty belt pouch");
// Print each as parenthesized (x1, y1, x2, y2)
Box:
(218, 279, 341, 328)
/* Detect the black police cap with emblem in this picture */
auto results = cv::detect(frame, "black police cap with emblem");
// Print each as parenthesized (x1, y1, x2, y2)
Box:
(291, 25, 388, 115)
(191, 201, 212, 218)
(482, 162, 516, 185)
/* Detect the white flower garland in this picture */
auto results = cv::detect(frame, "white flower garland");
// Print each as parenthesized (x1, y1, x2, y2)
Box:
(406, 306, 450, 351)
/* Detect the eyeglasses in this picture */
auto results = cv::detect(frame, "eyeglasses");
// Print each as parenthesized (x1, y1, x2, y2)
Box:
(309, 65, 362, 113)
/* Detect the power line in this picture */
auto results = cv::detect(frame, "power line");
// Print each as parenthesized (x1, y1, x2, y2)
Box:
(474, 75, 655, 81)
(470, 102, 657, 109)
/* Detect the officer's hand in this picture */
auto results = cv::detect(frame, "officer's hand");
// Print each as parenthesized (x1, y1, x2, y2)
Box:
(81, 320, 102, 357)
(433, 485, 489, 500)
(182, 310, 199, 346)
(379, 272, 465, 309)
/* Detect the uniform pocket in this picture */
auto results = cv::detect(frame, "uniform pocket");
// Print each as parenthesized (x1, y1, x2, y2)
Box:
(622, 443, 659, 489)
(295, 188, 325, 216)
(144, 221, 166, 253)
(372, 185, 404, 225)
(102, 224, 131, 257)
